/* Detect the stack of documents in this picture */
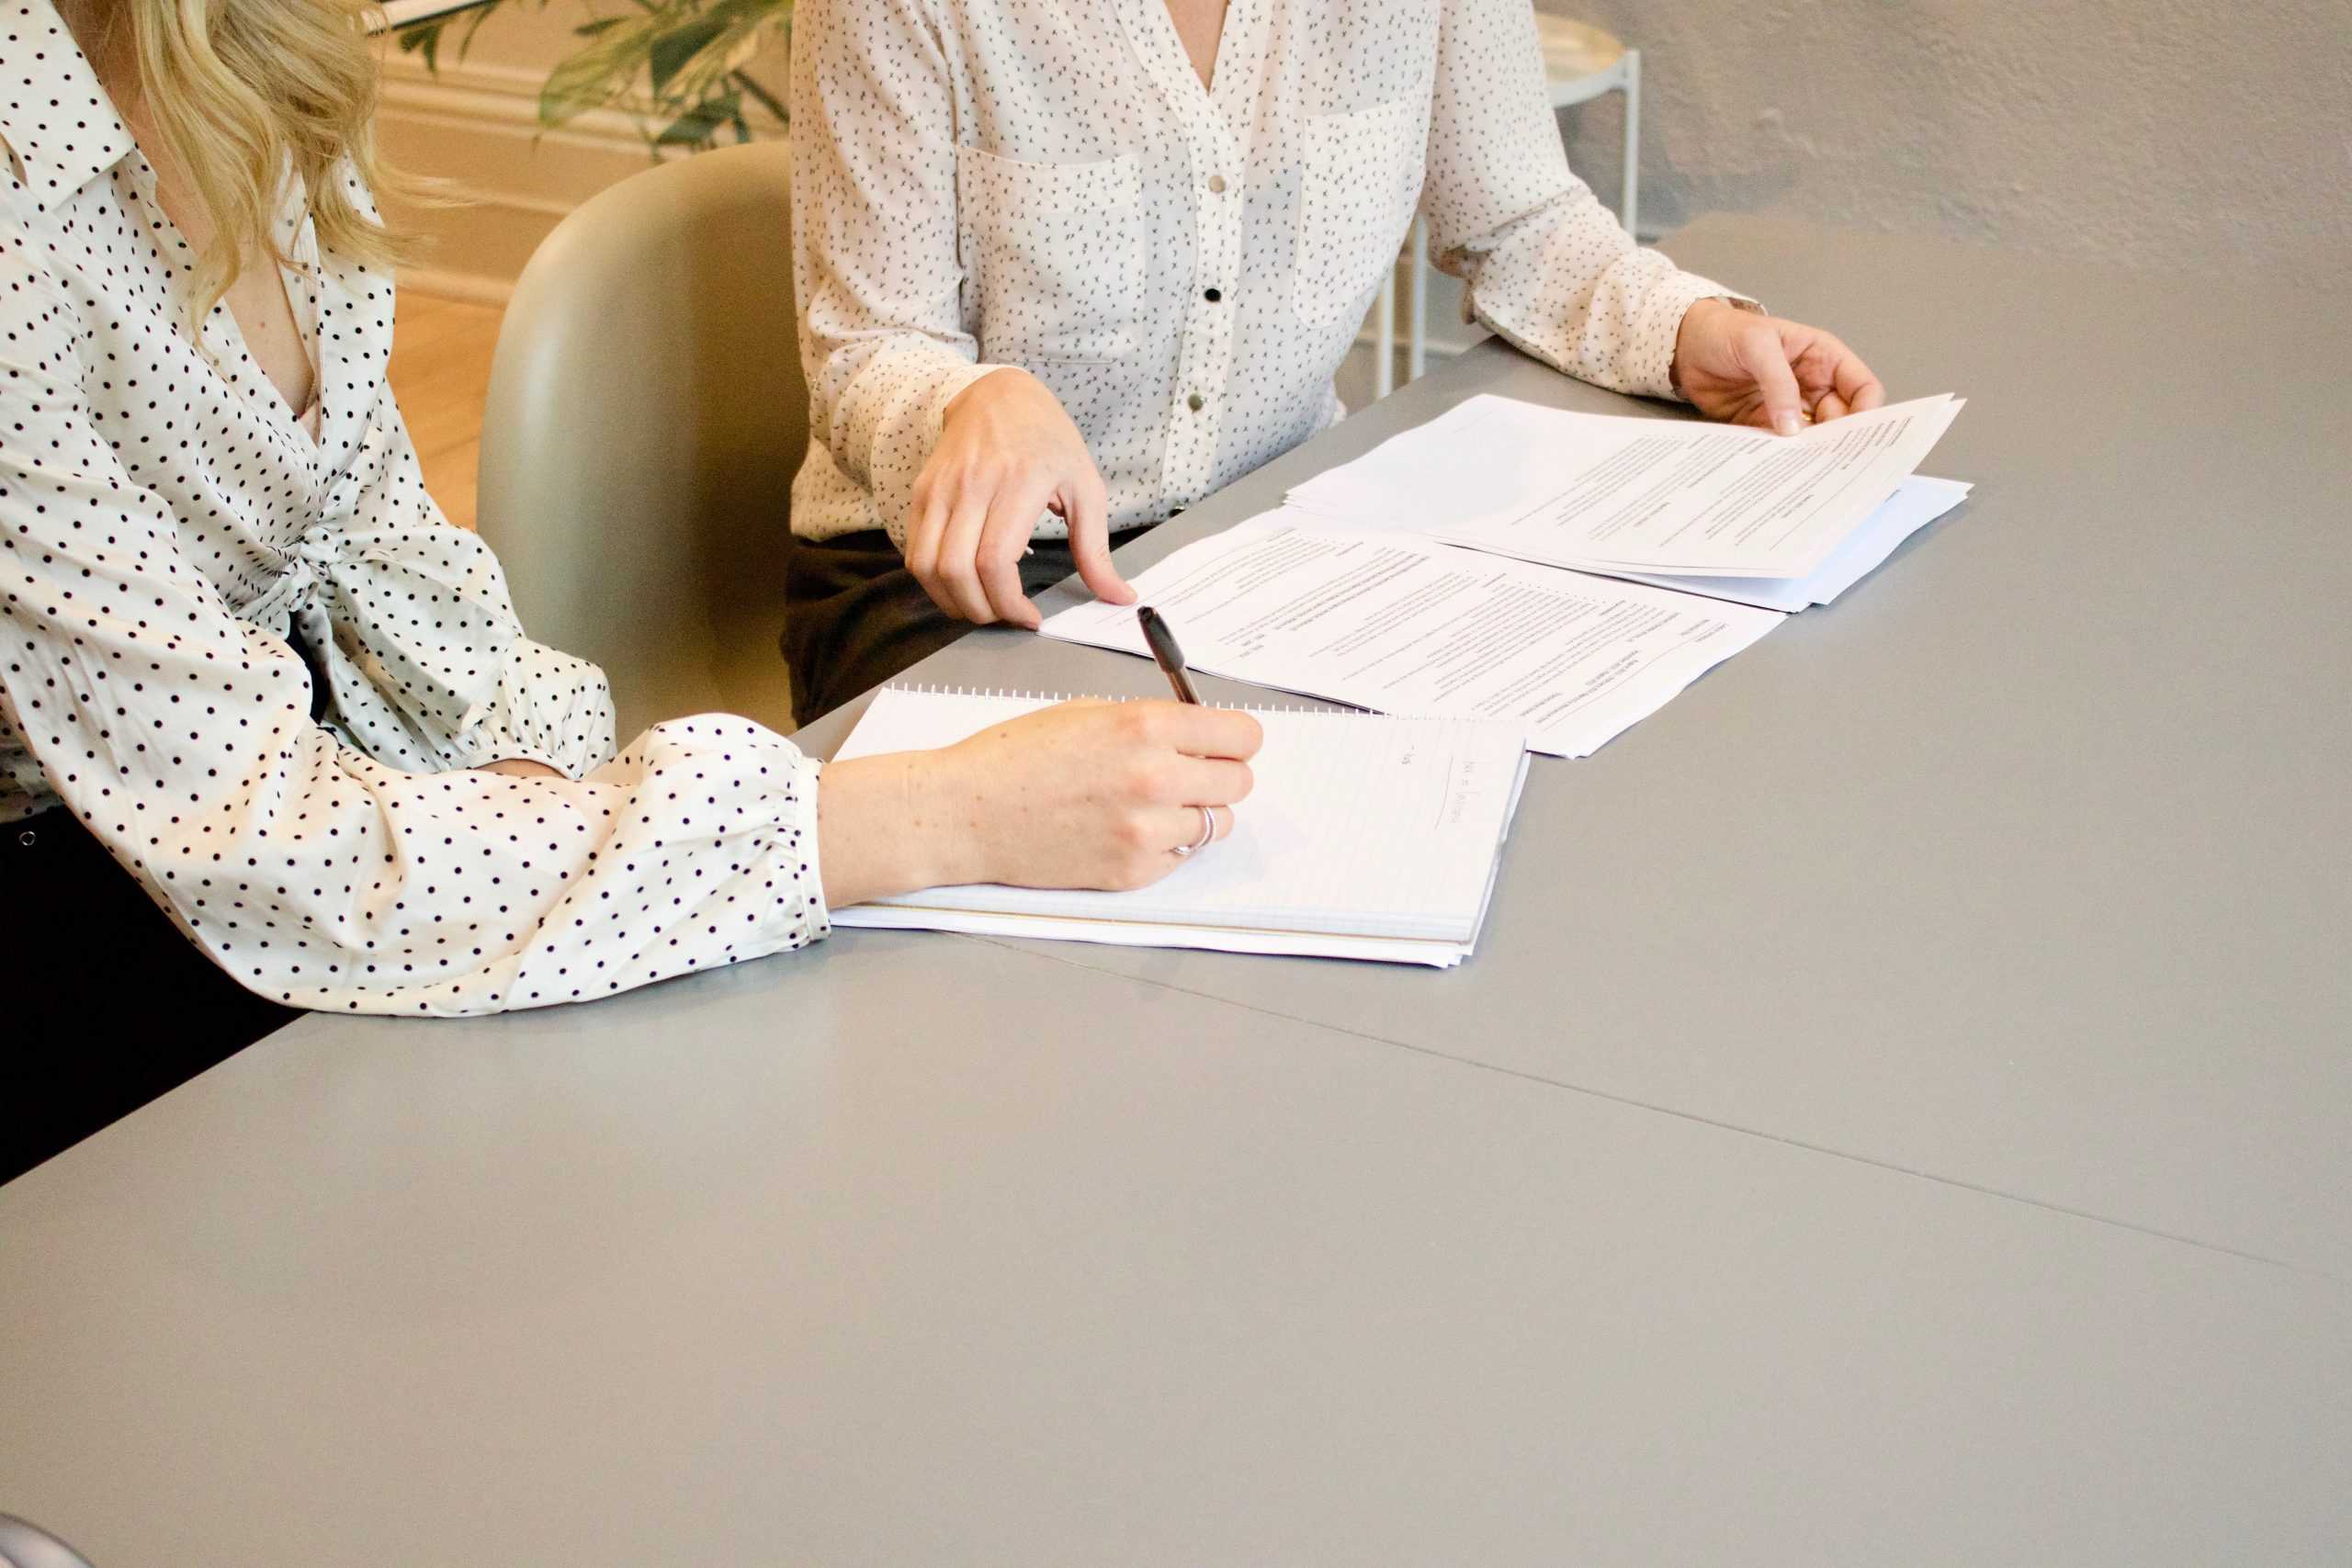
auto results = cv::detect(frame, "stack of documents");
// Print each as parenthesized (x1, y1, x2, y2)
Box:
(831, 687, 1531, 966)
(1285, 392, 1967, 596)
(1594, 474, 1973, 613)
(1042, 391, 1967, 753)
(1041, 514, 1781, 758)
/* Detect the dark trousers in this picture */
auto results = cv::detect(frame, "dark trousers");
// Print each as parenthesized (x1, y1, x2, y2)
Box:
(2, 809, 298, 1183)
(783, 527, 1149, 727)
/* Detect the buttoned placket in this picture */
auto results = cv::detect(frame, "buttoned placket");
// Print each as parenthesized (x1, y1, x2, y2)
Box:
(1117, 0, 1263, 518)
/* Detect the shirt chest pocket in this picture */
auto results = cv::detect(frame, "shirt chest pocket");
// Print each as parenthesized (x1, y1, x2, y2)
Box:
(1294, 96, 1424, 328)
(956, 146, 1144, 364)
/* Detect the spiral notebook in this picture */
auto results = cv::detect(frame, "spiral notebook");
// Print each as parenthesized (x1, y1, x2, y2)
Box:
(829, 686, 1532, 967)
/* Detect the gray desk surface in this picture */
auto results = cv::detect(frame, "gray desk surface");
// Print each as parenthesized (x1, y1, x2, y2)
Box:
(3, 218, 2346, 1564)
(798, 216, 2352, 1277)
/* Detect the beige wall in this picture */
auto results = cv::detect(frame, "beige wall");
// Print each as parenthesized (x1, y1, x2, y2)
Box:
(382, 2, 2348, 302)
(1548, 0, 2350, 283)
(374, 6, 786, 300)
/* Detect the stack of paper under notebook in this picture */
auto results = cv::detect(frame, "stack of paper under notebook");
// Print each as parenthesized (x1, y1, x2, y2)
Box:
(831, 687, 1530, 966)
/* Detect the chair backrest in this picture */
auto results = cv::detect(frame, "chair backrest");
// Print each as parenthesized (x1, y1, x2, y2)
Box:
(476, 140, 805, 737)
(0, 1514, 96, 1568)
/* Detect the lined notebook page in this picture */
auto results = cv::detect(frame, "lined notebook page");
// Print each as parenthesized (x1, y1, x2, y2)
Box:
(832, 688, 1530, 945)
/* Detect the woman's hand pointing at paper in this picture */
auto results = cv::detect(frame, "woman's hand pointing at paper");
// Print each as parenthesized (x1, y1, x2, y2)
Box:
(1670, 299, 1887, 435)
(905, 368, 1137, 629)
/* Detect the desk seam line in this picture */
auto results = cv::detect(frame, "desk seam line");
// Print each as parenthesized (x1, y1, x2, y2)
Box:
(975, 938, 2325, 1280)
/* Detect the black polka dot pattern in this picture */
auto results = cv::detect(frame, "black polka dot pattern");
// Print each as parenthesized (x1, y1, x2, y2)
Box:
(786, 0, 1737, 547)
(0, 2, 830, 1015)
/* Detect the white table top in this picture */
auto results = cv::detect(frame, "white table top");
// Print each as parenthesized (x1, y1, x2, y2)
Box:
(3, 216, 2345, 1564)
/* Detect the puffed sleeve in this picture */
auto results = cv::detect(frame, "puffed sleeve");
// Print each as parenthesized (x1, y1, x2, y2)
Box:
(276, 374, 622, 783)
(0, 254, 831, 1015)
(789, 0, 1005, 545)
(1419, 0, 1748, 401)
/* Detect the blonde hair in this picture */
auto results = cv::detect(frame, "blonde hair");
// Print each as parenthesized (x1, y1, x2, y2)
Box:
(118, 0, 419, 316)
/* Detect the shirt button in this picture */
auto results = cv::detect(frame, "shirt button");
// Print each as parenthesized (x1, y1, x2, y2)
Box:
(1186, 392, 1205, 412)
(1207, 175, 1227, 194)
(1203, 287, 1222, 303)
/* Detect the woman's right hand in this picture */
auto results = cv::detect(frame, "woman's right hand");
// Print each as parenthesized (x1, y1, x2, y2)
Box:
(818, 700, 1261, 907)
(904, 368, 1136, 629)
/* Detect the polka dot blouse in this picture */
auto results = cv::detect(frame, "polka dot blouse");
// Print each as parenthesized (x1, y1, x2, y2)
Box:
(788, 0, 1742, 547)
(0, 1, 827, 1015)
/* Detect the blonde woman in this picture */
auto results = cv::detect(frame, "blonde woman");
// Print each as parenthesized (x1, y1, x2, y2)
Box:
(0, 0, 1261, 1180)
(786, 0, 1887, 719)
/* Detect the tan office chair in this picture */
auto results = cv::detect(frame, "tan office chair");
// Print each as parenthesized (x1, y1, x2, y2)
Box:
(476, 141, 804, 739)
(0, 1514, 96, 1568)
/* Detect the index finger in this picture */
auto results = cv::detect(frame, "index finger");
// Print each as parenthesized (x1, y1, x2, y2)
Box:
(1064, 466, 1136, 606)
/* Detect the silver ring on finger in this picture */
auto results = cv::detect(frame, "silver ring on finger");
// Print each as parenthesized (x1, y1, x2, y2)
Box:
(1171, 804, 1216, 858)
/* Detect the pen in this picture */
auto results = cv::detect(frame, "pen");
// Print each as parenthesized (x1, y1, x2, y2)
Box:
(1136, 605, 1201, 705)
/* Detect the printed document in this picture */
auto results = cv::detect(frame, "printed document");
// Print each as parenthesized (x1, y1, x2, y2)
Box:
(1595, 475, 1973, 611)
(1038, 513, 1781, 758)
(1287, 392, 1963, 580)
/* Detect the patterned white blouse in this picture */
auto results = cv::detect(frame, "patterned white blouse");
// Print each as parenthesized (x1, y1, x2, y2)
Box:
(788, 0, 1741, 545)
(0, 0, 827, 1015)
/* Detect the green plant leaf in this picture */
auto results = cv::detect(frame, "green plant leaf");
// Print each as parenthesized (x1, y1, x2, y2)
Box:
(538, 14, 662, 125)
(649, 15, 732, 94)
(643, 1, 773, 109)
(455, 1, 503, 60)
(395, 0, 513, 71)
(729, 65, 786, 124)
(654, 89, 741, 148)
(395, 17, 447, 73)
(534, 0, 793, 133)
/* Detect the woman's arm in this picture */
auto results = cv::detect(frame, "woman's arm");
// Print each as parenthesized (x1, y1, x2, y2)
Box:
(788, 0, 1133, 626)
(788, 0, 1000, 540)
(1419, 0, 1727, 399)
(1419, 0, 1878, 428)
(2, 412, 821, 1013)
(0, 258, 1255, 1014)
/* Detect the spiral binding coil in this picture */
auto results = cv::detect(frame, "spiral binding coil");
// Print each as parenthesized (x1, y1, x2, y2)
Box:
(881, 682, 1361, 716)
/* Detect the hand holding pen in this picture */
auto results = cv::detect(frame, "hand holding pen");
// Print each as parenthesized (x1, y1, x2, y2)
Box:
(1137, 606, 1234, 857)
